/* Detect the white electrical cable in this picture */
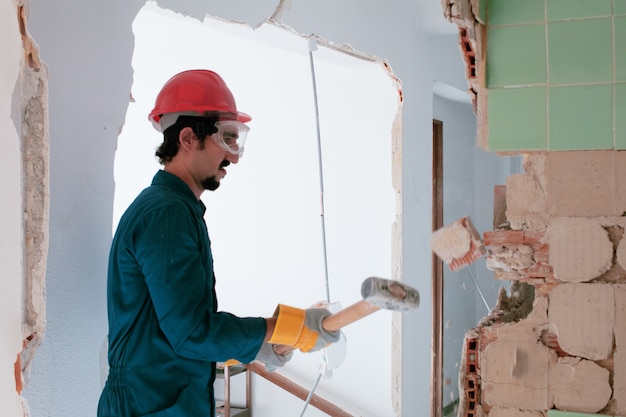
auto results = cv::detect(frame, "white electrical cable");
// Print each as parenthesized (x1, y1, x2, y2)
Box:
(299, 34, 330, 417)
(308, 35, 331, 303)
(465, 267, 491, 314)
(299, 373, 323, 417)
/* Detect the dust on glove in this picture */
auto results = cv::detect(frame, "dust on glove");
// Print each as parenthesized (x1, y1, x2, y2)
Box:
(254, 342, 293, 372)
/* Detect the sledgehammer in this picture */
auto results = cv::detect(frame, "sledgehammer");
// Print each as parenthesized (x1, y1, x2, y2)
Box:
(271, 277, 419, 355)
(321, 276, 419, 331)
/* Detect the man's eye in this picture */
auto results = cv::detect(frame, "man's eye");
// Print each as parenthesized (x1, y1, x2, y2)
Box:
(223, 133, 238, 145)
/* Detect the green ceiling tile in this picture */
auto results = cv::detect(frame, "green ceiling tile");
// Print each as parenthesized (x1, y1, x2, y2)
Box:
(549, 85, 613, 150)
(617, 16, 626, 82)
(616, 0, 626, 15)
(487, 25, 546, 87)
(617, 84, 626, 149)
(547, 0, 612, 21)
(548, 18, 613, 84)
(488, 87, 547, 151)
(488, 0, 545, 25)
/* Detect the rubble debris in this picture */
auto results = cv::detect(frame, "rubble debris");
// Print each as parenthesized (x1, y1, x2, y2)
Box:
(431, 216, 486, 271)
(484, 230, 556, 288)
(494, 281, 534, 324)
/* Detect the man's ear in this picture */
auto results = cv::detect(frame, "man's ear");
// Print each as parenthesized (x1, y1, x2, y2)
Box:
(179, 127, 195, 149)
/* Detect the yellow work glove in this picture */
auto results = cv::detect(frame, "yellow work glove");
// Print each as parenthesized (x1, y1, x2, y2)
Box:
(268, 304, 340, 352)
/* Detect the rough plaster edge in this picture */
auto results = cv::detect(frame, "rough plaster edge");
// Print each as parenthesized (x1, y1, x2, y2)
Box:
(269, 0, 291, 24)
(391, 102, 403, 417)
(441, 0, 487, 149)
(16, 0, 49, 393)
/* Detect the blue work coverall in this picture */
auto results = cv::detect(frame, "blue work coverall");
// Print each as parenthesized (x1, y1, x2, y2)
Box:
(98, 170, 266, 417)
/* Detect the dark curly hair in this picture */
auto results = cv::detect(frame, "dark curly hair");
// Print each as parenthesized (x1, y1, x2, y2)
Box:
(155, 115, 219, 164)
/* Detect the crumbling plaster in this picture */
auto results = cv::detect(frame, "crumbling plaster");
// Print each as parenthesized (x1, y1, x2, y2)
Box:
(1, 0, 49, 415)
(1, 1, 27, 415)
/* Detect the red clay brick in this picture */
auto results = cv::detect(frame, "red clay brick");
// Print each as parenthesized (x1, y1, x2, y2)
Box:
(483, 230, 546, 246)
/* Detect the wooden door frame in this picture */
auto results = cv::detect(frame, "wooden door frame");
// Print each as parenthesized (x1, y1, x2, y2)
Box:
(431, 119, 444, 417)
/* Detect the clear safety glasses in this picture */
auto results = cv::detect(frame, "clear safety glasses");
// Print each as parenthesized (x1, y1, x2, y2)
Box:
(212, 120, 249, 156)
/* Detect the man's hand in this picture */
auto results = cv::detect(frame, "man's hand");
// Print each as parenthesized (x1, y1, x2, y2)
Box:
(268, 305, 341, 352)
(255, 342, 293, 372)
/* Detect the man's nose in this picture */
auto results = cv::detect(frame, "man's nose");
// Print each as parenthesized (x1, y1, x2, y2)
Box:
(225, 152, 240, 164)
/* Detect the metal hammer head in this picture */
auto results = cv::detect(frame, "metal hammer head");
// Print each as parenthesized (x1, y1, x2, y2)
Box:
(361, 277, 420, 311)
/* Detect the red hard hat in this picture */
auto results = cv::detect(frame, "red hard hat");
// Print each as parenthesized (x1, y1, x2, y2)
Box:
(148, 70, 251, 132)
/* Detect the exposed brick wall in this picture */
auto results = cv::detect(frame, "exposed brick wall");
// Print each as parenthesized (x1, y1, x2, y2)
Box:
(455, 152, 626, 416)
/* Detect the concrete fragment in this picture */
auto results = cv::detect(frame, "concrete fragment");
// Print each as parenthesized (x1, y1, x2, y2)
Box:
(482, 340, 555, 410)
(548, 283, 614, 360)
(546, 150, 626, 217)
(431, 216, 485, 270)
(549, 357, 611, 413)
(548, 217, 613, 283)
(485, 245, 534, 273)
(506, 173, 548, 230)
(431, 220, 471, 263)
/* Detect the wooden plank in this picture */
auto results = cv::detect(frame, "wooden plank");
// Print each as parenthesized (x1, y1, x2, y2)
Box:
(245, 362, 354, 417)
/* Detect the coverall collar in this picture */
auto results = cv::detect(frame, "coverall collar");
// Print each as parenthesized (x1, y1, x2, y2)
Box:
(152, 169, 207, 216)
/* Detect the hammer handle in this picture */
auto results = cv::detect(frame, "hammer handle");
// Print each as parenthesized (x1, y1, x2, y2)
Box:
(322, 300, 381, 332)
(272, 300, 381, 356)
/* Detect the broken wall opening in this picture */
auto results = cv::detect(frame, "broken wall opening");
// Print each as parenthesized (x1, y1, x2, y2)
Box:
(113, 2, 401, 415)
(441, 0, 626, 415)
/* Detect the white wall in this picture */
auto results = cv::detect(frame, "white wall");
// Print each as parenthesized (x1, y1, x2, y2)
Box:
(22, 2, 138, 416)
(0, 1, 26, 415)
(16, 1, 485, 416)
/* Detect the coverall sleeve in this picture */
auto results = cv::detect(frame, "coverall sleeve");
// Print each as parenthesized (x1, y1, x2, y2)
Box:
(134, 205, 265, 363)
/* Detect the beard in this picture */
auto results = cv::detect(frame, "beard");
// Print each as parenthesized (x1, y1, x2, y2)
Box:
(200, 160, 230, 191)
(200, 176, 220, 191)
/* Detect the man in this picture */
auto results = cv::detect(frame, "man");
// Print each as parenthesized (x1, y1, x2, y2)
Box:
(98, 70, 339, 417)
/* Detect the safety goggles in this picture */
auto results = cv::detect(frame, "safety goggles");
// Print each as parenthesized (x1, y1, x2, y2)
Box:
(212, 120, 249, 156)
